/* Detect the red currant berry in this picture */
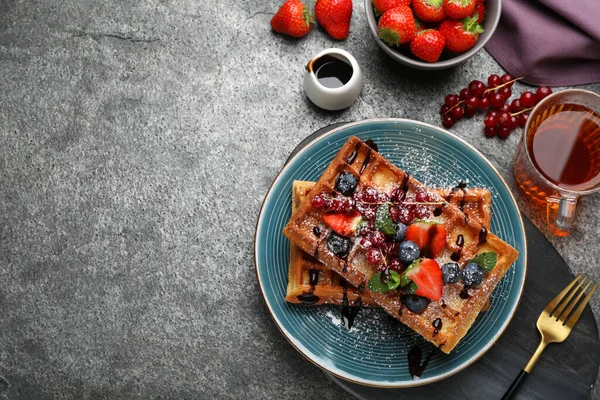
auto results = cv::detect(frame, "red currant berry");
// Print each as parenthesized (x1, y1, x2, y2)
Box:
(360, 237, 373, 250)
(520, 91, 536, 107)
(441, 104, 450, 115)
(389, 205, 400, 222)
(459, 88, 470, 100)
(500, 73, 515, 87)
(444, 94, 460, 107)
(388, 258, 403, 272)
(442, 116, 455, 128)
(367, 248, 383, 265)
(451, 106, 465, 119)
(497, 126, 512, 139)
(484, 126, 497, 137)
(498, 86, 512, 99)
(415, 191, 432, 202)
(415, 205, 429, 219)
(535, 86, 552, 103)
(519, 113, 529, 127)
(483, 111, 498, 128)
(478, 96, 490, 109)
(487, 74, 501, 88)
(311, 195, 327, 209)
(342, 197, 356, 212)
(364, 187, 378, 203)
(499, 103, 510, 112)
(332, 198, 346, 213)
(498, 111, 511, 128)
(510, 99, 522, 113)
(397, 207, 414, 224)
(510, 115, 519, 129)
(468, 80, 486, 97)
(490, 92, 505, 108)
(370, 231, 386, 247)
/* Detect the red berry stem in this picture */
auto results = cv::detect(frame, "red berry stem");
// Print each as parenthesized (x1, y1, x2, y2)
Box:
(509, 106, 533, 117)
(483, 77, 523, 94)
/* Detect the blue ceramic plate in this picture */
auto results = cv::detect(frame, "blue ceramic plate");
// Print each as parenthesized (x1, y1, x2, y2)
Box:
(255, 119, 527, 388)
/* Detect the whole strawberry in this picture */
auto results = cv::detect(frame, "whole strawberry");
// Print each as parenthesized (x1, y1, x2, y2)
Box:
(377, 6, 417, 46)
(439, 15, 483, 52)
(413, 0, 445, 23)
(443, 0, 475, 19)
(315, 0, 353, 40)
(410, 29, 445, 62)
(271, 0, 314, 38)
(373, 0, 412, 15)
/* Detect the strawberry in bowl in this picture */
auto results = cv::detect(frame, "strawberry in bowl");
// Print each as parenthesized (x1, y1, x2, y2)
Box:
(365, 0, 501, 69)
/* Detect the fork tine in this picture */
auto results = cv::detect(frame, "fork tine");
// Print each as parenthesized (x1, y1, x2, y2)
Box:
(551, 276, 587, 318)
(545, 273, 583, 315)
(556, 280, 591, 322)
(565, 282, 598, 328)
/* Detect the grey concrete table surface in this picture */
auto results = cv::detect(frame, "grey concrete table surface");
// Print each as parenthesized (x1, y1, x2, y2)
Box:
(1, 0, 599, 399)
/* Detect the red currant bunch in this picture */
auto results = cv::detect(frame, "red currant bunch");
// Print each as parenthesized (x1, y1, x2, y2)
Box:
(440, 73, 553, 139)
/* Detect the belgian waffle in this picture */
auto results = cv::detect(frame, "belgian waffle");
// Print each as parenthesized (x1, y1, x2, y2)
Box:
(286, 180, 493, 308)
(283, 136, 519, 353)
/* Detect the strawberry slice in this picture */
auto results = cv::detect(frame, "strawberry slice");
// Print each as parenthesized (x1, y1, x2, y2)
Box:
(405, 220, 447, 258)
(323, 212, 362, 237)
(405, 258, 443, 300)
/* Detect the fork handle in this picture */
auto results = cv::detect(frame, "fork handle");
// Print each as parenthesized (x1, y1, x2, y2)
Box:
(501, 370, 528, 400)
(501, 341, 548, 400)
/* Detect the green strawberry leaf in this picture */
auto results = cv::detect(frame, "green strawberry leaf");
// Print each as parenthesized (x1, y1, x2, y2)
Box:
(375, 203, 395, 235)
(463, 15, 484, 34)
(378, 27, 400, 46)
(368, 271, 402, 292)
(470, 252, 497, 273)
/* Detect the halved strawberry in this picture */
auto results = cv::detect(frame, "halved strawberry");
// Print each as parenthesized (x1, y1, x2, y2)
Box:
(323, 212, 362, 237)
(405, 258, 443, 300)
(405, 220, 447, 258)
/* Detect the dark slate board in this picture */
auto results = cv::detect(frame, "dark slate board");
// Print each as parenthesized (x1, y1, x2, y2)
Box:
(287, 122, 600, 400)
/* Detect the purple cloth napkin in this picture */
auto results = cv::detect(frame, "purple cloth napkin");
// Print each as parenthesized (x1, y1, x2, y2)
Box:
(485, 0, 600, 86)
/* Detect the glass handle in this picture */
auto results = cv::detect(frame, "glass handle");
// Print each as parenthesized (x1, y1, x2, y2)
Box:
(546, 196, 578, 237)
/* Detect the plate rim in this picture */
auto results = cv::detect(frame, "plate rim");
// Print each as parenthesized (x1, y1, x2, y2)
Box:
(254, 118, 528, 388)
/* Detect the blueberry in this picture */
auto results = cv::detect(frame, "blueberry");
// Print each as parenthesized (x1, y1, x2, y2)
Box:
(335, 172, 358, 196)
(393, 222, 407, 242)
(461, 262, 484, 287)
(327, 232, 350, 259)
(398, 240, 420, 264)
(401, 294, 430, 313)
(441, 262, 461, 284)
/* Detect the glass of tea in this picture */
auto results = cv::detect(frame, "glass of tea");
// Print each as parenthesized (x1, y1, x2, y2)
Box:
(514, 89, 600, 236)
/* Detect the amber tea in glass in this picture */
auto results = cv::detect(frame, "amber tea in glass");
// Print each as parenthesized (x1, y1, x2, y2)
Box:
(514, 89, 600, 236)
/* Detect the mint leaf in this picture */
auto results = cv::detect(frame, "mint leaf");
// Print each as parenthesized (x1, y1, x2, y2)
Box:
(404, 281, 418, 294)
(399, 274, 412, 287)
(368, 271, 402, 293)
(387, 270, 401, 290)
(375, 203, 395, 235)
(368, 272, 389, 292)
(470, 252, 497, 273)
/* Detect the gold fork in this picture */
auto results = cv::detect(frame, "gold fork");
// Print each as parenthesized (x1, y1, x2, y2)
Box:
(501, 273, 597, 400)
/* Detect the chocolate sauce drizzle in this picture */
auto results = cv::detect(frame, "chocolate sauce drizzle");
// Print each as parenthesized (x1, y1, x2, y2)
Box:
(478, 227, 488, 245)
(346, 142, 361, 164)
(360, 148, 372, 174)
(297, 268, 321, 304)
(459, 288, 470, 299)
(364, 139, 378, 152)
(340, 279, 362, 330)
(433, 207, 442, 217)
(450, 234, 464, 262)
(313, 226, 321, 237)
(432, 318, 442, 336)
(447, 181, 468, 212)
(408, 346, 438, 379)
